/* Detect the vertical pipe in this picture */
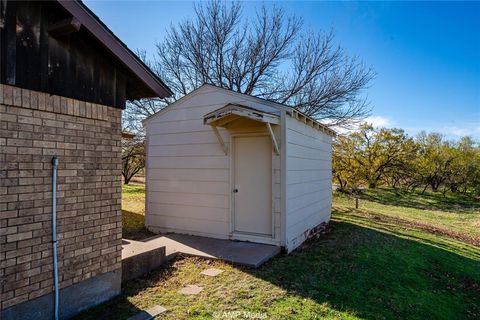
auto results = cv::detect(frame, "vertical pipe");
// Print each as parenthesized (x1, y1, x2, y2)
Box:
(52, 156, 59, 320)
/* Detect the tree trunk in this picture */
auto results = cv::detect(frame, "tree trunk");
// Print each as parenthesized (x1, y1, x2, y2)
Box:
(407, 181, 417, 192)
(392, 178, 400, 189)
(336, 175, 346, 191)
(422, 184, 428, 194)
(123, 173, 132, 185)
(449, 184, 458, 193)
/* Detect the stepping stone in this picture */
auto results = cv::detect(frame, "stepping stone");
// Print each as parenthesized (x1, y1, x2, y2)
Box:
(127, 305, 167, 320)
(179, 284, 203, 295)
(200, 268, 224, 277)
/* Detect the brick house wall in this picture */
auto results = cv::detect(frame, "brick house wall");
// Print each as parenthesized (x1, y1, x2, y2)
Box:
(0, 84, 122, 314)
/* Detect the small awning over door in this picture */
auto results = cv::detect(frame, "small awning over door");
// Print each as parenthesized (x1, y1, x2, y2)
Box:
(203, 103, 281, 155)
(203, 103, 280, 126)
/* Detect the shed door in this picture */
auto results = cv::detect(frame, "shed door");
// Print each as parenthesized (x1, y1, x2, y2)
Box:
(233, 135, 272, 236)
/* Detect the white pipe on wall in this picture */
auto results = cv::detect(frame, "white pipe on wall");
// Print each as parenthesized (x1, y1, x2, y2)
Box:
(52, 156, 59, 320)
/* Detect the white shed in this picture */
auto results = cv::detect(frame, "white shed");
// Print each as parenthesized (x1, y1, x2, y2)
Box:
(143, 84, 335, 252)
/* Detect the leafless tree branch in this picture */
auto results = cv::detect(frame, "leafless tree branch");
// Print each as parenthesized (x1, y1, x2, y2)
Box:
(124, 0, 375, 131)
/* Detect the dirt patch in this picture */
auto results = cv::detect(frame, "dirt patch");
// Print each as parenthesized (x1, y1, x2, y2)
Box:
(123, 227, 156, 241)
(292, 223, 334, 254)
(129, 176, 145, 184)
(352, 210, 480, 247)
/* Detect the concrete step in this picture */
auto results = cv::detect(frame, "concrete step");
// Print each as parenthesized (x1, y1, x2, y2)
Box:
(121, 239, 167, 283)
(123, 233, 280, 269)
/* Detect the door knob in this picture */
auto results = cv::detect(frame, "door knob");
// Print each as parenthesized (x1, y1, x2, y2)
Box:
(233, 188, 238, 193)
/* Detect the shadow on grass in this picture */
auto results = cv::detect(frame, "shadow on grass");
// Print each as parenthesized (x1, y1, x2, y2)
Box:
(72, 261, 177, 320)
(122, 209, 155, 241)
(246, 212, 480, 319)
(357, 187, 480, 213)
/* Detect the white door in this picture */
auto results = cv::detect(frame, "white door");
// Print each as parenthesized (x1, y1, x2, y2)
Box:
(233, 135, 272, 236)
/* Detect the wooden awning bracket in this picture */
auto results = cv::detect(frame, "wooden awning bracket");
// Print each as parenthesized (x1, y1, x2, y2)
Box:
(204, 104, 280, 126)
(266, 123, 280, 155)
(211, 125, 228, 155)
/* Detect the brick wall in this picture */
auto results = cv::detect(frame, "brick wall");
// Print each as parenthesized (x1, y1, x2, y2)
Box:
(0, 84, 122, 311)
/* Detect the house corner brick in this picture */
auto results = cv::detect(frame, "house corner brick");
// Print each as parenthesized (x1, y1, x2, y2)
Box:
(0, 84, 122, 311)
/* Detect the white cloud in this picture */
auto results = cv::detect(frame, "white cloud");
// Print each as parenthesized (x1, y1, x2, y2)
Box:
(449, 127, 471, 137)
(403, 121, 480, 140)
(445, 123, 480, 138)
(334, 126, 352, 135)
(331, 115, 392, 135)
(332, 116, 480, 141)
(364, 115, 391, 128)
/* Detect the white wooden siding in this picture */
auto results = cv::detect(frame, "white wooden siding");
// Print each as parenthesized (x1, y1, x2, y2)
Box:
(146, 87, 236, 237)
(145, 85, 282, 242)
(148, 180, 229, 195)
(147, 168, 229, 182)
(285, 115, 332, 252)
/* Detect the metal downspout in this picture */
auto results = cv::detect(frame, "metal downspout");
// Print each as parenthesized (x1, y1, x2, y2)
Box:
(52, 157, 59, 320)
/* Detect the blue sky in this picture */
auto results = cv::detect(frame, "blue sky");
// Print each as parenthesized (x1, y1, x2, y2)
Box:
(85, 1, 480, 139)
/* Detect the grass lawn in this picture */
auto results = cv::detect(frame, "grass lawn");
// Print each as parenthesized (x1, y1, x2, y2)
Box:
(121, 184, 154, 240)
(77, 184, 480, 320)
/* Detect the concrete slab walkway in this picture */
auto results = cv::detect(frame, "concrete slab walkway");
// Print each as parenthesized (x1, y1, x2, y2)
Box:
(126, 305, 166, 320)
(178, 285, 203, 295)
(201, 268, 224, 277)
(122, 233, 280, 268)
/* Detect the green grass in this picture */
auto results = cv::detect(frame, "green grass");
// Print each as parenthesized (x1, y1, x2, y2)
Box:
(77, 186, 480, 320)
(121, 184, 154, 240)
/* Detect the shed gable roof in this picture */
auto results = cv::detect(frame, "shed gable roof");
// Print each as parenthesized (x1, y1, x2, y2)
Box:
(143, 84, 335, 136)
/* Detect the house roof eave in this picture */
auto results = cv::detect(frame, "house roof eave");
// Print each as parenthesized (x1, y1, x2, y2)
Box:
(57, 0, 173, 99)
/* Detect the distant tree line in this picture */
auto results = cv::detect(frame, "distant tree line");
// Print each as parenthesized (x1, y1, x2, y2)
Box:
(333, 124, 480, 197)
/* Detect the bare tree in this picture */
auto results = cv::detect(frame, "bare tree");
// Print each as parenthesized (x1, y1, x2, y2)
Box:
(124, 1, 374, 130)
(122, 137, 145, 185)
